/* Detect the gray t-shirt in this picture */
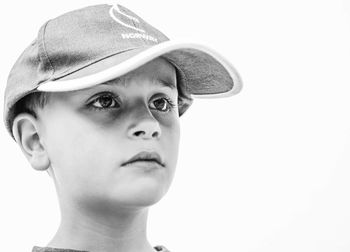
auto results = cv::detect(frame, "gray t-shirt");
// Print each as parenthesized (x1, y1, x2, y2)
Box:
(32, 245, 170, 252)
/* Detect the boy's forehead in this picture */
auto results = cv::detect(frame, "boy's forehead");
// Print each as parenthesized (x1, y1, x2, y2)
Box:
(101, 76, 176, 90)
(100, 58, 177, 90)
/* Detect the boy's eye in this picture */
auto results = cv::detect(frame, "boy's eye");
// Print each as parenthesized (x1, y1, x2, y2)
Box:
(150, 97, 176, 112)
(89, 93, 120, 109)
(87, 92, 176, 112)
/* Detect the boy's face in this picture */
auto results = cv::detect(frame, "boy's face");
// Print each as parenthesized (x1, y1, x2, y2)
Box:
(37, 57, 180, 211)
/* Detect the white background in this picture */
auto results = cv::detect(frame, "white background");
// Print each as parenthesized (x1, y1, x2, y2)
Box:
(1, 0, 350, 251)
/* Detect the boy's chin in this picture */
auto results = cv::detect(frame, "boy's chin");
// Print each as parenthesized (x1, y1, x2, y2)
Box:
(128, 185, 169, 208)
(109, 181, 170, 209)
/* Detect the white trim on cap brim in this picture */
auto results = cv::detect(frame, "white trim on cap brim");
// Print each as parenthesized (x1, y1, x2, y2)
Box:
(37, 40, 243, 97)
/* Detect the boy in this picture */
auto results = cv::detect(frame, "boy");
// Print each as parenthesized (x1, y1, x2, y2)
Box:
(3, 3, 242, 252)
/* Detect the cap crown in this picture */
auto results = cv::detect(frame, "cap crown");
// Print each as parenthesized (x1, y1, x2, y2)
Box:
(6, 4, 169, 106)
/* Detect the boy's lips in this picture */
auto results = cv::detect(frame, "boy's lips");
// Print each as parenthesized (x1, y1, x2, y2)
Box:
(122, 151, 165, 167)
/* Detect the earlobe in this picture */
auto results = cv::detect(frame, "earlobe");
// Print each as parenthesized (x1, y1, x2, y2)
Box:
(12, 113, 50, 171)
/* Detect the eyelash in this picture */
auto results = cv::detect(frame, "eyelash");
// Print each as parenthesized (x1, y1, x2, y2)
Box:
(87, 92, 177, 112)
(158, 96, 177, 112)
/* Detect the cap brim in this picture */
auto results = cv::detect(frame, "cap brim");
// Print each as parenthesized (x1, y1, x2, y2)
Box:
(37, 40, 242, 98)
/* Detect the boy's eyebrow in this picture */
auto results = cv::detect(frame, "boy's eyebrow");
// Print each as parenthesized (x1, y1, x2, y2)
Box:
(100, 77, 176, 90)
(156, 79, 176, 90)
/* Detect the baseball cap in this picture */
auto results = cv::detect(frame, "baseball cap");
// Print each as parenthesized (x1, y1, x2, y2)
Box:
(4, 3, 242, 138)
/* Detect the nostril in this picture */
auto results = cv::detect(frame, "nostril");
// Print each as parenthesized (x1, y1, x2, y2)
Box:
(128, 119, 162, 139)
(134, 131, 144, 137)
(133, 130, 159, 138)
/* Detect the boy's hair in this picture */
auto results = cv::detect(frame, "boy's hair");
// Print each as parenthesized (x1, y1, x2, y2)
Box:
(13, 92, 51, 121)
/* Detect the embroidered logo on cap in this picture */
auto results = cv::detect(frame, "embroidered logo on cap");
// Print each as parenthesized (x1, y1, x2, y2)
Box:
(109, 4, 158, 43)
(109, 4, 145, 33)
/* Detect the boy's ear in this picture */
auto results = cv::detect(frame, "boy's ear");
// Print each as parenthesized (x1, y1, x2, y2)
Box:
(12, 113, 50, 171)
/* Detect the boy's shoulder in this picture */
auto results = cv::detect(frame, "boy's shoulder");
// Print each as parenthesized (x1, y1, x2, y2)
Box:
(32, 245, 170, 252)
(32, 246, 88, 252)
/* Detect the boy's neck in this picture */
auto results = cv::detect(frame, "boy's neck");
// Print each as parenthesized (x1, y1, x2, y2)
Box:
(47, 205, 154, 252)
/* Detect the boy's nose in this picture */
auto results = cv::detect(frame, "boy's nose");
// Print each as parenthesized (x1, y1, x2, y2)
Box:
(127, 113, 162, 140)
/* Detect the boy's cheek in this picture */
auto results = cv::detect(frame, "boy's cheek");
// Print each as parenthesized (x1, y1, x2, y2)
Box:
(47, 136, 111, 189)
(77, 107, 122, 126)
(151, 110, 180, 131)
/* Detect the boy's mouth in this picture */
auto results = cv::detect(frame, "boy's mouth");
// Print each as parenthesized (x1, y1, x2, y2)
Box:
(122, 151, 165, 167)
